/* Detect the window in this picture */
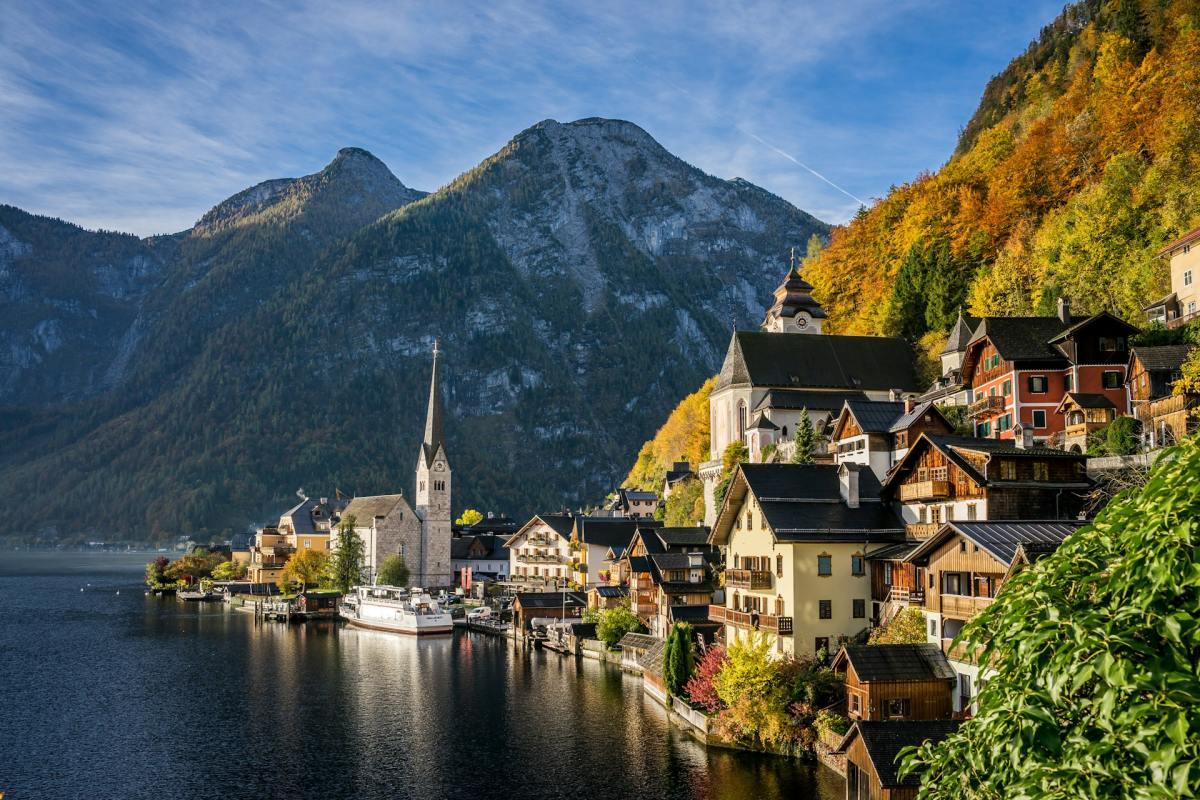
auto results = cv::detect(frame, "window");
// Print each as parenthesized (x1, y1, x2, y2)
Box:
(1032, 409, 1047, 429)
(746, 512, 753, 529)
(737, 400, 747, 442)
(883, 562, 893, 585)
(944, 572, 963, 595)
(850, 694, 861, 715)
(1186, 269, 1194, 287)
(817, 555, 832, 576)
(1033, 462, 1049, 481)
(1028, 375, 1047, 393)
(776, 554, 783, 577)
(1103, 371, 1121, 389)
(929, 617, 937, 636)
(1000, 461, 1017, 480)
(885, 698, 912, 719)
(853, 599, 866, 618)
(967, 503, 978, 521)
(1002, 379, 1012, 396)
(977, 421, 991, 437)
(819, 600, 832, 619)
(997, 413, 1012, 432)
(851, 555, 864, 576)
(1064, 373, 1074, 392)
(959, 540, 967, 553)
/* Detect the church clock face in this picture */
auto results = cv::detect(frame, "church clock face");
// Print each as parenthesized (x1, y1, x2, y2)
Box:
(434, 461, 445, 472)
(796, 315, 808, 329)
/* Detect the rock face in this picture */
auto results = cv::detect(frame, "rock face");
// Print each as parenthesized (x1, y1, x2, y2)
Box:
(0, 118, 827, 542)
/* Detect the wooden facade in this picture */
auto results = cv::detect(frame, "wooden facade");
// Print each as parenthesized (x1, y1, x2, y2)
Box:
(896, 446, 984, 504)
(843, 733, 917, 800)
(837, 721, 961, 800)
(921, 536, 1004, 625)
(837, 660, 954, 723)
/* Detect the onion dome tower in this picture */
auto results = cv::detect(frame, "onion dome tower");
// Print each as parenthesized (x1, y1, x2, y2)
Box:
(761, 248, 827, 334)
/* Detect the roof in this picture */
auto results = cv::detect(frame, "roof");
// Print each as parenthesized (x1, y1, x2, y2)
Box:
(1057, 392, 1116, 412)
(451, 533, 508, 561)
(670, 604, 721, 624)
(883, 433, 1088, 494)
(575, 516, 640, 548)
(650, 551, 719, 570)
(343, 494, 406, 525)
(888, 401, 945, 433)
(965, 316, 1069, 363)
(716, 331, 920, 393)
(836, 721, 962, 787)
(941, 312, 980, 354)
(655, 527, 712, 548)
(513, 591, 587, 609)
(749, 411, 780, 431)
(833, 644, 956, 683)
(1131, 344, 1193, 372)
(865, 542, 916, 561)
(593, 585, 629, 598)
(1046, 311, 1139, 345)
(627, 555, 652, 573)
(842, 400, 906, 434)
(905, 520, 1087, 567)
(1143, 291, 1178, 312)
(506, 513, 575, 547)
(754, 389, 869, 412)
(617, 632, 660, 651)
(1155, 222, 1200, 257)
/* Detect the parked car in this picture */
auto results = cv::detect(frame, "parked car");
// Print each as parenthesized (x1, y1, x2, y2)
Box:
(448, 607, 466, 620)
(466, 606, 493, 621)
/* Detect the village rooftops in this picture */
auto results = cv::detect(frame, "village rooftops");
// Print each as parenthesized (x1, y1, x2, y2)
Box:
(835, 720, 962, 789)
(715, 331, 920, 393)
(882, 433, 1089, 493)
(941, 312, 979, 354)
(505, 513, 576, 547)
(574, 515, 642, 548)
(1128, 344, 1194, 373)
(964, 316, 1071, 364)
(753, 388, 870, 413)
(832, 644, 956, 683)
(904, 520, 1087, 568)
(511, 591, 587, 609)
(837, 400, 907, 434)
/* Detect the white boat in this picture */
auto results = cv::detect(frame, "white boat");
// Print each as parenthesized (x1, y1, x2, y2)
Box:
(339, 585, 453, 635)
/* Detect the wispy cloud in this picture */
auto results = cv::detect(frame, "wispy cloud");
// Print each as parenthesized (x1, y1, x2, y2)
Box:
(0, 0, 1064, 235)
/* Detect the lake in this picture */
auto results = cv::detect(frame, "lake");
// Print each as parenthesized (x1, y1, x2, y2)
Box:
(0, 552, 844, 799)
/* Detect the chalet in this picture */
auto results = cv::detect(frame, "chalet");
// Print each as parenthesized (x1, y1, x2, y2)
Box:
(960, 299, 1138, 443)
(450, 533, 509, 584)
(606, 488, 661, 519)
(831, 399, 953, 482)
(1127, 345, 1199, 447)
(832, 644, 956, 722)
(1054, 393, 1117, 453)
(904, 520, 1086, 712)
(709, 463, 905, 658)
(919, 311, 979, 407)
(244, 495, 348, 584)
(511, 591, 587, 632)
(836, 720, 961, 800)
(626, 550, 722, 639)
(1144, 223, 1200, 328)
(571, 516, 644, 587)
(662, 461, 696, 500)
(505, 514, 574, 589)
(587, 584, 629, 611)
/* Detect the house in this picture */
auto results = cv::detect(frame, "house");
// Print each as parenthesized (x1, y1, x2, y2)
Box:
(708, 462, 906, 658)
(450, 533, 510, 584)
(832, 644, 956, 722)
(244, 495, 348, 584)
(571, 515, 644, 586)
(630, 551, 722, 639)
(1144, 223, 1200, 328)
(836, 720, 961, 800)
(606, 488, 661, 519)
(831, 398, 953, 482)
(903, 520, 1086, 712)
(960, 299, 1138, 443)
(701, 327, 922, 524)
(588, 584, 629, 610)
(919, 312, 979, 407)
(1127, 345, 1199, 447)
(662, 461, 695, 500)
(1054, 393, 1117, 453)
(511, 591, 587, 632)
(505, 514, 575, 589)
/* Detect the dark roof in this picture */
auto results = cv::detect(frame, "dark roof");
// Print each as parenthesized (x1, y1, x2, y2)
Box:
(1156, 222, 1200, 257)
(1046, 311, 1139, 344)
(512, 514, 574, 541)
(834, 644, 956, 683)
(451, 533, 509, 561)
(1059, 392, 1116, 410)
(966, 316, 1069, 363)
(865, 542, 916, 561)
(420, 345, 445, 467)
(741, 462, 883, 501)
(655, 527, 712, 548)
(627, 555, 652, 573)
(755, 389, 869, 412)
(575, 516, 640, 548)
(1132, 344, 1193, 372)
(618, 632, 660, 651)
(843, 400, 906, 434)
(1143, 291, 1178, 311)
(593, 585, 629, 598)
(717, 331, 920, 393)
(650, 551, 720, 570)
(837, 721, 962, 787)
(906, 520, 1087, 567)
(888, 401, 944, 433)
(884, 433, 1087, 495)
(749, 411, 780, 431)
(514, 591, 587, 609)
(670, 604, 721, 624)
(665, 467, 694, 484)
(763, 264, 828, 324)
(941, 312, 980, 354)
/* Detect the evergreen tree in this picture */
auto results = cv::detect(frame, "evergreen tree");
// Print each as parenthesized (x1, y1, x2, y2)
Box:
(329, 514, 365, 592)
(792, 409, 815, 464)
(664, 623, 696, 697)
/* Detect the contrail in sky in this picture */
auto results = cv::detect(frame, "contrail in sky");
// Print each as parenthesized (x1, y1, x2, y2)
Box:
(740, 129, 868, 207)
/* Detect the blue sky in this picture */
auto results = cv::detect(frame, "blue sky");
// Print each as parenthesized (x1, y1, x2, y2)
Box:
(0, 1, 1063, 236)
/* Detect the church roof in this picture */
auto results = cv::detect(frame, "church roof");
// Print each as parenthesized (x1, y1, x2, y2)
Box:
(715, 331, 920, 393)
(421, 341, 446, 467)
(762, 263, 828, 327)
(941, 311, 980, 354)
(343, 494, 408, 523)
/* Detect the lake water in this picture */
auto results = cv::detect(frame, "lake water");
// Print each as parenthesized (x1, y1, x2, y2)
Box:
(0, 552, 844, 800)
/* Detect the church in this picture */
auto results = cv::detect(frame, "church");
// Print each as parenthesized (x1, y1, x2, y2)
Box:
(335, 341, 453, 588)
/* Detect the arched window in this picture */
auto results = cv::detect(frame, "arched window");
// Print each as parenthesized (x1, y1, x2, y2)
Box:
(737, 400, 748, 442)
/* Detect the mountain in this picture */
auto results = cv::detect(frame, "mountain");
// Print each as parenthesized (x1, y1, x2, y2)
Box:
(805, 0, 1200, 348)
(0, 118, 827, 543)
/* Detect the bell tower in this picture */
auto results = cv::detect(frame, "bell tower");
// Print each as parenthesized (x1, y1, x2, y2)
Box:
(414, 339, 452, 586)
(762, 248, 826, 334)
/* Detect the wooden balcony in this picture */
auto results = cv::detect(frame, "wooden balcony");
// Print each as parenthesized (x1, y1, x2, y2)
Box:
(905, 522, 941, 540)
(968, 395, 1006, 418)
(708, 604, 790, 634)
(899, 480, 952, 502)
(725, 568, 773, 590)
(940, 594, 993, 620)
(941, 638, 981, 665)
(887, 587, 925, 605)
(635, 602, 657, 617)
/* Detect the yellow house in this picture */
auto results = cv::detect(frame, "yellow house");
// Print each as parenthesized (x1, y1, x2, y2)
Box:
(1146, 223, 1200, 327)
(709, 463, 905, 658)
(245, 496, 348, 583)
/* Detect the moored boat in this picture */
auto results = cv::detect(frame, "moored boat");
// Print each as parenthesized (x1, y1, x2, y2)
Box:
(339, 585, 453, 635)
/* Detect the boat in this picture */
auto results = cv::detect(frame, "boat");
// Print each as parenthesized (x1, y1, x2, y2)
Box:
(178, 587, 221, 602)
(339, 585, 453, 635)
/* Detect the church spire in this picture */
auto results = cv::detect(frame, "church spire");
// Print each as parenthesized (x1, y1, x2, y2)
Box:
(422, 339, 445, 465)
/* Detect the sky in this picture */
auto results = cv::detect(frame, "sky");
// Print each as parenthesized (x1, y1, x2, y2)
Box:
(0, 0, 1065, 236)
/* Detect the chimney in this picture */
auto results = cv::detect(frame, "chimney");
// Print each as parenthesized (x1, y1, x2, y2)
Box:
(904, 396, 914, 414)
(889, 388, 901, 401)
(838, 464, 860, 509)
(1015, 425, 1034, 450)
(1057, 296, 1071, 324)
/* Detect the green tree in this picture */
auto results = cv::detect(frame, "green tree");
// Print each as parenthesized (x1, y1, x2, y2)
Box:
(455, 508, 484, 527)
(664, 477, 705, 526)
(868, 607, 927, 644)
(663, 623, 696, 697)
(329, 514, 365, 592)
(596, 603, 644, 648)
(211, 559, 247, 581)
(903, 435, 1200, 798)
(145, 555, 169, 587)
(378, 554, 410, 587)
(278, 549, 329, 593)
(1104, 415, 1142, 455)
(792, 410, 815, 464)
(714, 440, 749, 509)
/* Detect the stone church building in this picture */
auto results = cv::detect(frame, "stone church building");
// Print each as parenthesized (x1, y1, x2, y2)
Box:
(334, 342, 453, 588)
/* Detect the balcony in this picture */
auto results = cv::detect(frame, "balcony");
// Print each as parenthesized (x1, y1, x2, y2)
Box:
(887, 587, 925, 605)
(899, 480, 952, 502)
(709, 604, 788, 634)
(940, 594, 993, 620)
(905, 522, 941, 540)
(1168, 309, 1200, 329)
(725, 568, 773, 590)
(635, 602, 657, 617)
(519, 553, 563, 564)
(968, 395, 1007, 418)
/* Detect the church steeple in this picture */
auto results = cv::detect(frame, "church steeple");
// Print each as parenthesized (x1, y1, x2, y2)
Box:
(762, 248, 826, 334)
(421, 339, 445, 467)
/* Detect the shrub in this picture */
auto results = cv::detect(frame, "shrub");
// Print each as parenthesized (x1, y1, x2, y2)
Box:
(596, 604, 644, 647)
(686, 645, 727, 712)
(868, 607, 927, 644)
(663, 623, 696, 697)
(377, 554, 410, 587)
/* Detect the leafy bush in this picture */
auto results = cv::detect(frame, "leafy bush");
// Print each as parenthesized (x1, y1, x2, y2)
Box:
(377, 554, 410, 587)
(868, 607, 928, 644)
(596, 604, 644, 647)
(1104, 415, 1142, 455)
(144, 555, 170, 587)
(277, 549, 329, 592)
(813, 709, 850, 739)
(903, 435, 1200, 798)
(685, 645, 727, 712)
(211, 559, 247, 581)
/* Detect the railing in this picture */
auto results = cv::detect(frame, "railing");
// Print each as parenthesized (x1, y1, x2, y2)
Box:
(889, 587, 925, 605)
(725, 568, 773, 590)
(940, 594, 993, 620)
(1168, 309, 1200, 329)
(941, 638, 980, 664)
(905, 522, 941, 540)
(635, 602, 657, 617)
(968, 395, 1007, 418)
(708, 604, 783, 633)
(519, 554, 563, 564)
(899, 480, 952, 501)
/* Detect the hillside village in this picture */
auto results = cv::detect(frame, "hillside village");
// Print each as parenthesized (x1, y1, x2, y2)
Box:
(173, 222, 1200, 796)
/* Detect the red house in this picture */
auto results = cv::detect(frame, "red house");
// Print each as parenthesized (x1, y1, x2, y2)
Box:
(960, 298, 1138, 444)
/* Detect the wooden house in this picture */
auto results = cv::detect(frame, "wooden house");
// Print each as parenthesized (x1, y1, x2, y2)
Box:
(1127, 345, 1199, 448)
(831, 399, 953, 482)
(1054, 392, 1117, 453)
(832, 644, 956, 722)
(836, 720, 961, 800)
(510, 591, 587, 632)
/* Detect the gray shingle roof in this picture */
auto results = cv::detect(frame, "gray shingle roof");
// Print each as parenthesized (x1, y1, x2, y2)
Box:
(618, 632, 660, 651)
(837, 721, 962, 787)
(1060, 392, 1116, 410)
(514, 591, 587, 609)
(1132, 344, 1193, 372)
(755, 389, 870, 412)
(843, 400, 907, 433)
(593, 585, 628, 598)
(343, 495, 406, 525)
(834, 644, 956, 683)
(888, 401, 945, 433)
(717, 331, 920, 392)
(941, 312, 980, 354)
(906, 520, 1087, 567)
(655, 527, 712, 548)
(966, 316, 1070, 362)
